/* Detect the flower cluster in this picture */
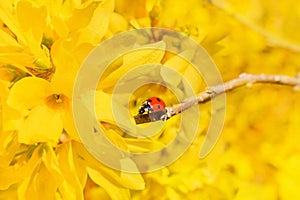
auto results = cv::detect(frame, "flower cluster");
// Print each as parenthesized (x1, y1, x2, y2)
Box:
(0, 0, 144, 199)
(1, 0, 300, 199)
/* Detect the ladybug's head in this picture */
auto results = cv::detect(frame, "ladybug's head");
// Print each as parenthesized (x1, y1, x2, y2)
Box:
(138, 103, 152, 114)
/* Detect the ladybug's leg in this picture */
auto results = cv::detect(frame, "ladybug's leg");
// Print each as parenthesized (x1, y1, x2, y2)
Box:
(160, 113, 169, 121)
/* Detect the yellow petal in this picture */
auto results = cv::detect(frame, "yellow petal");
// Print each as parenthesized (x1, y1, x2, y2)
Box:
(0, 131, 19, 167)
(71, 143, 88, 188)
(16, 0, 47, 55)
(74, 141, 142, 190)
(87, 167, 131, 200)
(18, 105, 63, 145)
(0, 166, 23, 190)
(94, 90, 114, 122)
(95, 90, 135, 133)
(103, 129, 129, 151)
(161, 50, 194, 87)
(7, 77, 52, 110)
(1, 1, 50, 69)
(100, 41, 166, 90)
(51, 40, 89, 97)
(0, 144, 41, 190)
(78, 6, 110, 45)
(101, 0, 115, 12)
(235, 182, 277, 200)
(183, 66, 204, 93)
(125, 138, 165, 153)
(66, 1, 99, 32)
(0, 53, 35, 70)
(56, 142, 84, 200)
(0, 1, 27, 45)
(0, 183, 17, 199)
(108, 12, 128, 34)
(0, 84, 2, 134)
(0, 29, 23, 48)
(18, 163, 59, 200)
(50, 15, 69, 38)
(84, 183, 111, 200)
(61, 107, 80, 141)
(41, 145, 63, 184)
(0, 81, 23, 131)
(120, 41, 165, 70)
(120, 158, 145, 190)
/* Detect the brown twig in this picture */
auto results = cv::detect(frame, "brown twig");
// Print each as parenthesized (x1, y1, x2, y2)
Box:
(165, 73, 300, 119)
(134, 73, 300, 124)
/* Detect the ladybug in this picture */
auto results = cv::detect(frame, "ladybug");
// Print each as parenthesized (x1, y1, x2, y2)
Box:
(138, 97, 166, 114)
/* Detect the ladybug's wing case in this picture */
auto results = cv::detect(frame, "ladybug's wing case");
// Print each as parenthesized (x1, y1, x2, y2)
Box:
(151, 104, 164, 111)
(147, 97, 166, 112)
(135, 97, 167, 124)
(137, 97, 166, 114)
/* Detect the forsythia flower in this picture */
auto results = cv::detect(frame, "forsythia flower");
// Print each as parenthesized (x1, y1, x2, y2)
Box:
(116, 0, 300, 200)
(1, 0, 300, 200)
(7, 76, 76, 145)
(0, 0, 144, 199)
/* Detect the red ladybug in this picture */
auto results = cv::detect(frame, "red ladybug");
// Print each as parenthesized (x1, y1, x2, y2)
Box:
(138, 97, 166, 114)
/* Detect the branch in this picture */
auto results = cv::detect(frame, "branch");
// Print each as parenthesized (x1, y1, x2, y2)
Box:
(134, 73, 300, 124)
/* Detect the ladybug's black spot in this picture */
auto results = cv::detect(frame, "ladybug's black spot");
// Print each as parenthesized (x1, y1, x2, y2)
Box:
(158, 105, 161, 109)
(156, 98, 161, 102)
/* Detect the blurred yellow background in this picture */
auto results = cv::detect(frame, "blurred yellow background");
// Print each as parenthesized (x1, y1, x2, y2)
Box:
(0, 0, 300, 199)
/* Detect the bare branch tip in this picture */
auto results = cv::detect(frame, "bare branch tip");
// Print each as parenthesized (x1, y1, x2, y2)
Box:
(239, 73, 249, 78)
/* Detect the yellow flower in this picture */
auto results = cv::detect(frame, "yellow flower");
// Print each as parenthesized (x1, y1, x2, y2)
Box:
(0, 0, 50, 70)
(0, 0, 145, 199)
(7, 76, 77, 146)
(2, 0, 299, 199)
